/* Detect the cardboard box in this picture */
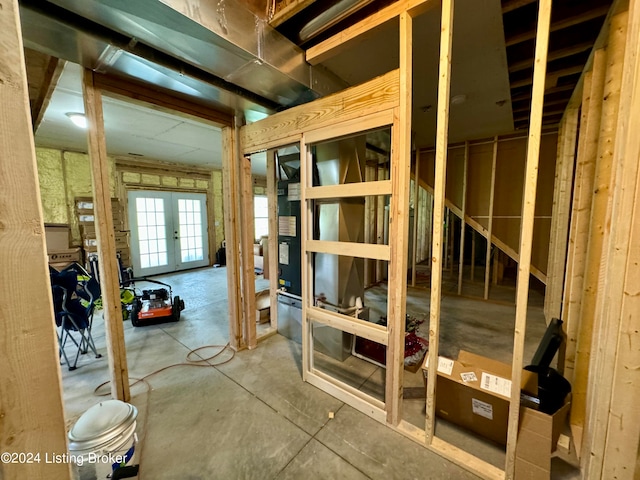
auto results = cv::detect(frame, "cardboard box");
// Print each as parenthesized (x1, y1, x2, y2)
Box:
(421, 351, 570, 477)
(255, 290, 270, 324)
(44, 224, 70, 252)
(48, 247, 82, 264)
(515, 402, 571, 479)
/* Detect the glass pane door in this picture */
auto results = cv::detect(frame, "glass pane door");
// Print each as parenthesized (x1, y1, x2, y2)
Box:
(128, 191, 209, 276)
(173, 193, 209, 270)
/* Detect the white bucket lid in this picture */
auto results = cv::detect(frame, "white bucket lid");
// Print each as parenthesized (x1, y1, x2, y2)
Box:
(68, 400, 138, 454)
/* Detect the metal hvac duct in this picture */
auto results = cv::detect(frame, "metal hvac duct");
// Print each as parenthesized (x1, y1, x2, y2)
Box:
(19, 0, 347, 118)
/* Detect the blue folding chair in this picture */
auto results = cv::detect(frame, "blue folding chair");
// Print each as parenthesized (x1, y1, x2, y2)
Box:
(50, 263, 102, 370)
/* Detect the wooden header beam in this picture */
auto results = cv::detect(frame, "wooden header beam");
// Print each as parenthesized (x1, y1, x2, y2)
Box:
(241, 70, 400, 153)
(93, 73, 233, 127)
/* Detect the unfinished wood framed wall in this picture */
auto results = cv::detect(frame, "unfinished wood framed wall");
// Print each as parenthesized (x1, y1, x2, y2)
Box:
(241, 0, 638, 479)
(0, 1, 71, 476)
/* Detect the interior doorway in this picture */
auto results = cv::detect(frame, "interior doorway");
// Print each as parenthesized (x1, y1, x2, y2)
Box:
(128, 190, 210, 276)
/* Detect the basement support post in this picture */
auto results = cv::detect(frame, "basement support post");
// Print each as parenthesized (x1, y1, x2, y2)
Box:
(82, 69, 130, 402)
(0, 2, 71, 477)
(484, 137, 498, 300)
(411, 149, 420, 287)
(457, 141, 468, 295)
(222, 125, 244, 350)
(505, 0, 551, 477)
(426, 0, 453, 443)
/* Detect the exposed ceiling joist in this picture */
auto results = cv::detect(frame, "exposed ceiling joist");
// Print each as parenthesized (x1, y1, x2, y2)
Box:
(30, 56, 65, 132)
(305, 0, 435, 65)
(502, 0, 536, 14)
(509, 41, 594, 73)
(505, 5, 610, 46)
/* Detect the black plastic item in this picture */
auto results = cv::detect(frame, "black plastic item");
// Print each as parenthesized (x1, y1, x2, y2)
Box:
(530, 317, 565, 368)
(111, 465, 139, 479)
(524, 365, 571, 414)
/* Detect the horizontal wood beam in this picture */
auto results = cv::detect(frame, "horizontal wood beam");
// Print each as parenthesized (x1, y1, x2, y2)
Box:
(506, 5, 611, 47)
(305, 180, 392, 199)
(115, 157, 214, 178)
(93, 73, 233, 127)
(305, 0, 435, 65)
(305, 239, 391, 261)
(241, 70, 399, 153)
(307, 306, 388, 345)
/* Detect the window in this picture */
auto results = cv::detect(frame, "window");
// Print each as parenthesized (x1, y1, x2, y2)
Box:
(254, 195, 269, 241)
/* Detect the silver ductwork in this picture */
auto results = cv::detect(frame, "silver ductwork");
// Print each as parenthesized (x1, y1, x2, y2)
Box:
(299, 0, 376, 43)
(19, 0, 347, 119)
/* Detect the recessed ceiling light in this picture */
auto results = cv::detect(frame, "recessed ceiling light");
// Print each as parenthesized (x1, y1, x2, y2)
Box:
(65, 112, 87, 129)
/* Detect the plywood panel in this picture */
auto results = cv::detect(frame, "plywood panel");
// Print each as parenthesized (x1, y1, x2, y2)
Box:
(466, 143, 494, 229)
(445, 146, 465, 209)
(494, 139, 526, 217)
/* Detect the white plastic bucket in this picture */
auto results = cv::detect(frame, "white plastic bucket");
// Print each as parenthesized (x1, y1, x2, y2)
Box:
(68, 400, 138, 479)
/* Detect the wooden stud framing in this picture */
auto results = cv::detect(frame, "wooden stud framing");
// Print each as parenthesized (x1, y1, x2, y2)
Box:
(457, 142, 468, 295)
(425, 0, 454, 443)
(563, 49, 607, 388)
(221, 126, 244, 350)
(301, 144, 312, 382)
(266, 148, 279, 333)
(573, 8, 628, 449)
(411, 150, 421, 287)
(505, 0, 551, 477)
(82, 69, 130, 402)
(470, 230, 476, 281)
(0, 3, 71, 476)
(585, 3, 640, 474)
(385, 10, 413, 426)
(544, 103, 579, 323)
(444, 208, 450, 270)
(484, 137, 498, 300)
(239, 153, 257, 349)
(376, 164, 388, 283)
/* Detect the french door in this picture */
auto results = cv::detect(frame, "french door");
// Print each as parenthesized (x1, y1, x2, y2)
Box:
(128, 190, 209, 276)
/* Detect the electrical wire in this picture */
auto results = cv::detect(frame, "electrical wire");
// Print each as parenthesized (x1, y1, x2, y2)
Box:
(90, 343, 236, 477)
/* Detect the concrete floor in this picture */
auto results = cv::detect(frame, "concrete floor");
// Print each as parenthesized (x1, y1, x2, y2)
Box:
(59, 265, 577, 479)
